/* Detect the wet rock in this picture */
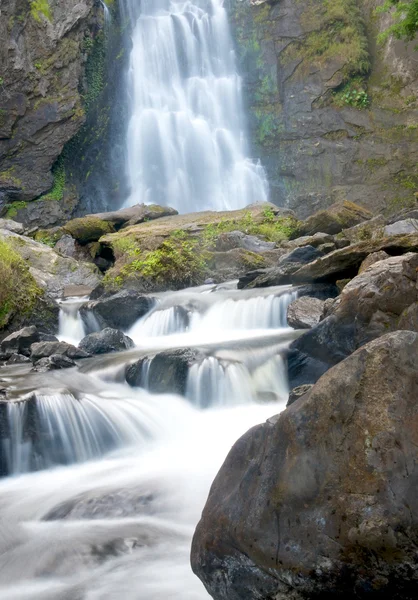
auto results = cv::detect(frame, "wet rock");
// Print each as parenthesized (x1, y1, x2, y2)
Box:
(1, 326, 41, 359)
(63, 217, 115, 245)
(30, 341, 90, 362)
(292, 233, 418, 283)
(289, 252, 418, 387)
(126, 348, 204, 395)
(33, 355, 77, 372)
(6, 354, 31, 365)
(54, 234, 92, 262)
(192, 331, 418, 600)
(359, 250, 390, 273)
(287, 383, 313, 406)
(295, 283, 339, 302)
(80, 291, 153, 332)
(294, 201, 373, 237)
(287, 297, 324, 329)
(79, 329, 134, 355)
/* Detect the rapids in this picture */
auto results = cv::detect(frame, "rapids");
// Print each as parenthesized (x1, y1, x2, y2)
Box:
(0, 282, 298, 598)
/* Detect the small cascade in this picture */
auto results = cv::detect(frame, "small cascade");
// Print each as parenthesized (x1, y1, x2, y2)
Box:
(100, 0, 112, 32)
(129, 305, 190, 338)
(58, 297, 88, 345)
(186, 353, 289, 409)
(2, 392, 166, 475)
(122, 0, 268, 212)
(194, 290, 298, 331)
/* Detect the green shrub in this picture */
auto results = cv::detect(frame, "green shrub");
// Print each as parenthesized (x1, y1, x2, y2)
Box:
(376, 1, 418, 47)
(30, 0, 52, 22)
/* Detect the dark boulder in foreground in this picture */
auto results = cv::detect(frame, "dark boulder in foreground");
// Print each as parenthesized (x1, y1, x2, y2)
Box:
(0, 327, 58, 359)
(287, 296, 324, 329)
(31, 341, 89, 361)
(192, 331, 418, 600)
(79, 328, 135, 355)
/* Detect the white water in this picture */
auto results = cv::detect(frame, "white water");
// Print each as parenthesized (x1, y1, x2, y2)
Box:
(0, 283, 298, 598)
(123, 0, 268, 212)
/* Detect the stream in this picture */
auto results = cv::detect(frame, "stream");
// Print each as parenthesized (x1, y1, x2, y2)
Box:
(0, 282, 298, 599)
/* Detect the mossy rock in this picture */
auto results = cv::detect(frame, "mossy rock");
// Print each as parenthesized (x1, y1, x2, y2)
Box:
(0, 237, 43, 330)
(295, 201, 373, 238)
(63, 217, 115, 245)
(99, 204, 297, 292)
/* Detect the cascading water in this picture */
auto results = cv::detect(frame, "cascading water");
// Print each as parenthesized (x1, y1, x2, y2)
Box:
(122, 0, 268, 212)
(0, 282, 302, 599)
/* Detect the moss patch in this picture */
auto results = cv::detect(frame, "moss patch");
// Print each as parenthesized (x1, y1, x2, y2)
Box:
(0, 238, 43, 328)
(64, 217, 115, 245)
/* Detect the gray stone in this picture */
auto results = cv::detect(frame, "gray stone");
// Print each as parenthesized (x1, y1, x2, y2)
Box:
(6, 354, 31, 365)
(79, 328, 134, 355)
(287, 296, 324, 329)
(80, 291, 153, 332)
(30, 341, 90, 361)
(359, 250, 390, 274)
(384, 219, 418, 236)
(215, 231, 276, 253)
(1, 326, 40, 358)
(33, 355, 77, 371)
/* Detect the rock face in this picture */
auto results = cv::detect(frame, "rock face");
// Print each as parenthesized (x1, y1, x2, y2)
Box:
(30, 341, 89, 361)
(192, 331, 418, 600)
(0, 0, 97, 207)
(289, 252, 418, 387)
(1, 326, 41, 358)
(229, 0, 418, 217)
(294, 201, 373, 237)
(287, 296, 324, 329)
(79, 328, 134, 355)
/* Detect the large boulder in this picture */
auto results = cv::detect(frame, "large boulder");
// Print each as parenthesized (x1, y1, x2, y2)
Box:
(192, 331, 418, 600)
(289, 252, 418, 387)
(78, 328, 135, 355)
(80, 290, 153, 332)
(294, 201, 373, 237)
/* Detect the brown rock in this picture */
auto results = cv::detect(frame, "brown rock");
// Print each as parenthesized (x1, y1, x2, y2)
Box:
(294, 201, 373, 237)
(192, 331, 418, 600)
(359, 250, 390, 274)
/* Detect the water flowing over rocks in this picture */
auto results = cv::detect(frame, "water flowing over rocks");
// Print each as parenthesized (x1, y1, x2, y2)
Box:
(192, 331, 418, 600)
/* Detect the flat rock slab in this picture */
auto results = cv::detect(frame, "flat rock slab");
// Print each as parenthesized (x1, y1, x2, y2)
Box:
(287, 296, 324, 329)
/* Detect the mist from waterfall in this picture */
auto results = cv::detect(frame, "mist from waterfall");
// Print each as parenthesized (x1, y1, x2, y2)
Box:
(122, 0, 268, 212)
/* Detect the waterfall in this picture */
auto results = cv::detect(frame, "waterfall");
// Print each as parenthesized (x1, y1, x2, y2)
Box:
(100, 0, 112, 32)
(58, 297, 89, 345)
(122, 0, 268, 212)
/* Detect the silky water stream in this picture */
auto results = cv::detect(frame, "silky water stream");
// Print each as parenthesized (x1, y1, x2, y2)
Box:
(0, 283, 299, 599)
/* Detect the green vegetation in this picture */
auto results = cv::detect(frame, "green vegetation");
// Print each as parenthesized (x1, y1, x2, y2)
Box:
(5, 201, 27, 219)
(33, 229, 62, 247)
(334, 84, 370, 109)
(201, 210, 299, 246)
(83, 31, 106, 110)
(30, 0, 52, 22)
(0, 238, 42, 328)
(376, 1, 418, 46)
(104, 231, 208, 290)
(37, 158, 66, 202)
(283, 0, 370, 81)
